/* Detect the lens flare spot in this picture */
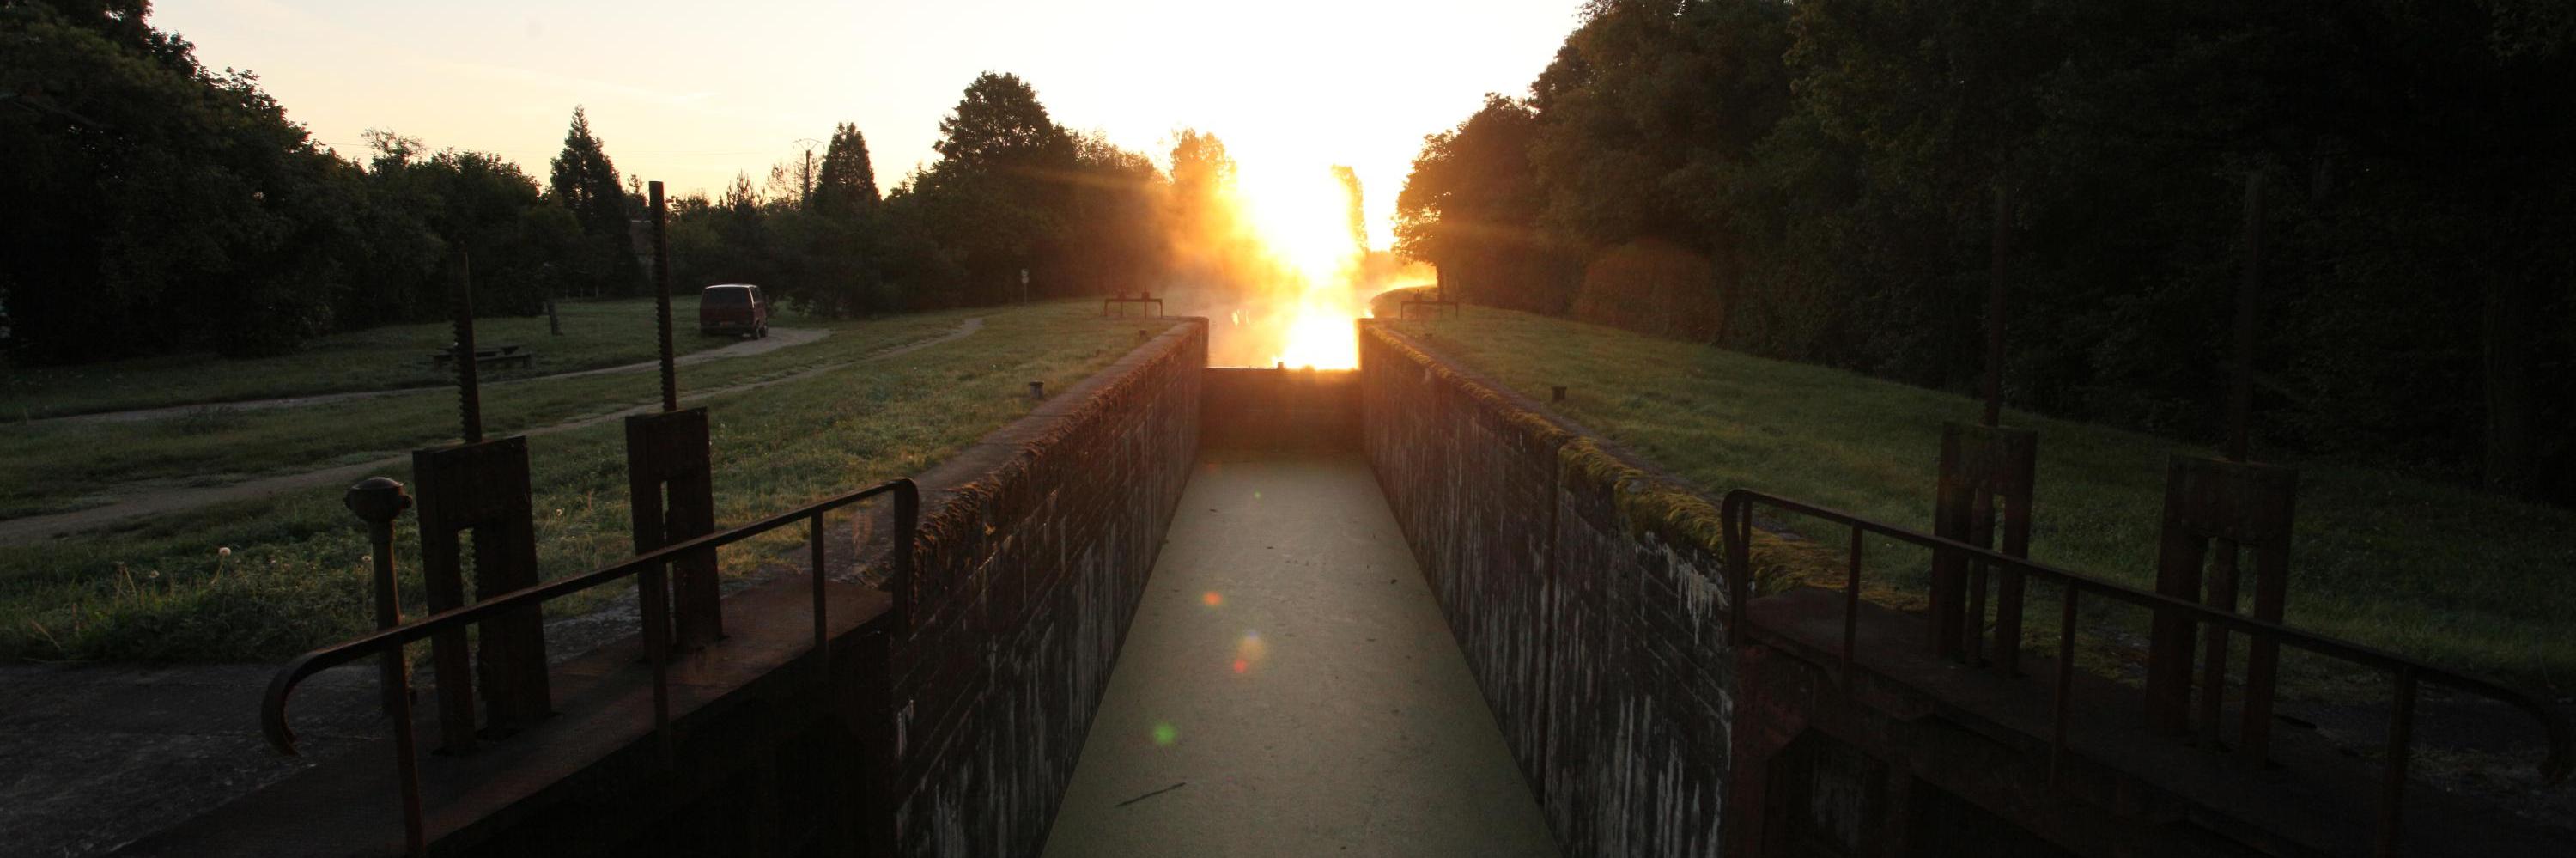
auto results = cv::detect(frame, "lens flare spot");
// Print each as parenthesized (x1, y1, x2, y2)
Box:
(1152, 722, 1179, 746)
(1231, 658, 1249, 674)
(1201, 591, 1223, 607)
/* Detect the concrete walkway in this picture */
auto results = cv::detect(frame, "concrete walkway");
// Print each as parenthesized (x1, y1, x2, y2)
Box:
(1043, 451, 1558, 858)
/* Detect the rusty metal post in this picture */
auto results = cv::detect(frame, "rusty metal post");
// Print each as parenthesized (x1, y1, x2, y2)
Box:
(1984, 184, 2011, 428)
(1029, 380, 1047, 401)
(450, 253, 482, 444)
(2228, 172, 2263, 463)
(652, 181, 677, 413)
(2378, 667, 2419, 858)
(1552, 386, 1568, 403)
(345, 478, 424, 857)
(892, 480, 920, 632)
(809, 512, 829, 685)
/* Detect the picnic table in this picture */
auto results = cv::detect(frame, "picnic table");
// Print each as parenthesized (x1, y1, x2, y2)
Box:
(427, 342, 533, 369)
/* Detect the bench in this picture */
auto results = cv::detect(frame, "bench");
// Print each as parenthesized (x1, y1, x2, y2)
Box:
(427, 343, 532, 369)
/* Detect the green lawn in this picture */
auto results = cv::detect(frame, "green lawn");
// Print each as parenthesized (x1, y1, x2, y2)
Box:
(0, 309, 963, 519)
(0, 302, 1150, 662)
(0, 299, 738, 419)
(1405, 306, 2576, 686)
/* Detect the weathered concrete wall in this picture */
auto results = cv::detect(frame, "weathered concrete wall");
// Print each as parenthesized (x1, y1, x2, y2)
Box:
(882, 319, 1204, 858)
(119, 320, 1206, 858)
(1358, 320, 1737, 858)
(1200, 367, 1358, 450)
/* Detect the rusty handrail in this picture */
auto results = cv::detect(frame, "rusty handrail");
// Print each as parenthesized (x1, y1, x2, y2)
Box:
(261, 477, 917, 853)
(1718, 488, 2570, 855)
(264, 476, 916, 754)
(1102, 294, 1163, 318)
(1395, 295, 1459, 320)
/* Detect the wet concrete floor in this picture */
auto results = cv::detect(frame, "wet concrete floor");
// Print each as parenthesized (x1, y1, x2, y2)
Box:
(1043, 451, 1558, 857)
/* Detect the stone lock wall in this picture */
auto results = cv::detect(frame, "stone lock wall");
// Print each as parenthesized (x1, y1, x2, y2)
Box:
(1358, 320, 1739, 857)
(881, 319, 1205, 858)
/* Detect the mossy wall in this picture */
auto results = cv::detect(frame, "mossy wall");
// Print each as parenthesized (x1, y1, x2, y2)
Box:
(1358, 319, 1742, 858)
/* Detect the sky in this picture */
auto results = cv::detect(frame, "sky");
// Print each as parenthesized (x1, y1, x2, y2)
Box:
(151, 0, 1585, 248)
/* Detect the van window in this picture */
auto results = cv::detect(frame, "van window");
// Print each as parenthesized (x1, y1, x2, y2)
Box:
(704, 288, 751, 307)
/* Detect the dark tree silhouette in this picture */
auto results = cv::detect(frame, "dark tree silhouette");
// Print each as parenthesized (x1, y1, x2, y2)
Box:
(1400, 0, 2576, 501)
(548, 106, 640, 295)
(813, 122, 879, 216)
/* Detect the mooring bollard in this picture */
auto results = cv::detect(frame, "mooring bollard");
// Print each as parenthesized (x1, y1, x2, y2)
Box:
(1552, 385, 1568, 403)
(1029, 380, 1046, 401)
(343, 477, 425, 857)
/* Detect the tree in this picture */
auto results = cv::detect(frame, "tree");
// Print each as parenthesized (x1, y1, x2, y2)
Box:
(813, 122, 879, 216)
(548, 106, 640, 295)
(933, 72, 1074, 172)
(914, 72, 1078, 303)
(1396, 0, 2576, 502)
(1394, 95, 1574, 313)
(1, 0, 357, 359)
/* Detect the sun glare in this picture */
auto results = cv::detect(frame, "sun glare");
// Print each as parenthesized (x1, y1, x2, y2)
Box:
(1230, 164, 1369, 370)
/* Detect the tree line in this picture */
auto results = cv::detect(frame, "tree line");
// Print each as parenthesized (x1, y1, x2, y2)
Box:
(0, 2, 1179, 364)
(666, 73, 1173, 317)
(1395, 0, 2576, 502)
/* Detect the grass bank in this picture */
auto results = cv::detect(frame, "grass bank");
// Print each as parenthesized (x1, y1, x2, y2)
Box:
(0, 310, 957, 519)
(1402, 306, 2576, 687)
(0, 298, 737, 419)
(0, 302, 1151, 662)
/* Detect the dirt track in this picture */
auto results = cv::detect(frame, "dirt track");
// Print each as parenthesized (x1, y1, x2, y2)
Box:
(0, 319, 978, 545)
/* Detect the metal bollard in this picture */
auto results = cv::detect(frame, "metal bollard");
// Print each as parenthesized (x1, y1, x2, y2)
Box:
(1028, 380, 1046, 401)
(1552, 386, 1567, 403)
(343, 477, 426, 857)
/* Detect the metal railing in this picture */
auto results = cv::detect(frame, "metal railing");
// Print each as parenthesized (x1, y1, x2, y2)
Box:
(1103, 293, 1164, 318)
(1717, 488, 2571, 858)
(263, 477, 920, 855)
(1395, 293, 1460, 320)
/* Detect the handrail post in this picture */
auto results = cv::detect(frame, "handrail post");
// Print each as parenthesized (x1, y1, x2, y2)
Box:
(2377, 666, 2418, 858)
(1722, 492, 1750, 647)
(641, 554, 674, 768)
(1841, 527, 1862, 692)
(345, 478, 426, 858)
(810, 511, 829, 684)
(892, 480, 920, 633)
(2051, 585, 2078, 790)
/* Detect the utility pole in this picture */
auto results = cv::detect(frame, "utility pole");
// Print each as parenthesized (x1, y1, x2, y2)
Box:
(792, 137, 822, 210)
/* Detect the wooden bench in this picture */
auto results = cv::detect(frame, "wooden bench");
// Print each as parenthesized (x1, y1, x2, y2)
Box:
(427, 343, 532, 369)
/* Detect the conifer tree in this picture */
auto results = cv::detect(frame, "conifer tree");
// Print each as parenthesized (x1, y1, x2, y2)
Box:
(547, 106, 641, 293)
(813, 122, 879, 217)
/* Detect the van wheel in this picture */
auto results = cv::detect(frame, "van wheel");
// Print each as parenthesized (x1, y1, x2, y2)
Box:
(756, 324, 768, 339)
